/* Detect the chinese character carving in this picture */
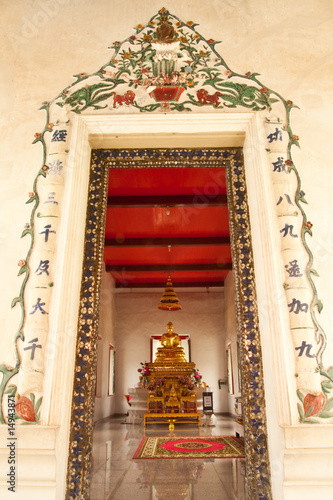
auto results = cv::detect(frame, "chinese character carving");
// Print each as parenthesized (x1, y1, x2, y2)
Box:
(280, 224, 298, 238)
(272, 157, 286, 172)
(277, 194, 293, 206)
(51, 130, 67, 142)
(44, 192, 58, 205)
(39, 224, 56, 243)
(35, 260, 50, 276)
(29, 298, 48, 315)
(295, 340, 316, 358)
(288, 298, 309, 314)
(23, 338, 42, 360)
(267, 127, 282, 143)
(285, 260, 303, 277)
(48, 159, 63, 175)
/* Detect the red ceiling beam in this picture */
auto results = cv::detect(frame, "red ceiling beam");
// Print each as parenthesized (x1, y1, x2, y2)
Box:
(104, 236, 230, 247)
(107, 194, 227, 208)
(106, 263, 232, 272)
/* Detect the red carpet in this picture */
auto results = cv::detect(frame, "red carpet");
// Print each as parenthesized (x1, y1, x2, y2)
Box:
(133, 436, 245, 459)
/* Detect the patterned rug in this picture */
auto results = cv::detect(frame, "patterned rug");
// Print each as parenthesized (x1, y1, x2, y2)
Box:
(133, 436, 245, 459)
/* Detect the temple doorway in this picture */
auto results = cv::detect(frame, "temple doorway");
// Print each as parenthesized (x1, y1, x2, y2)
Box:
(93, 148, 247, 499)
(63, 112, 278, 500)
(90, 149, 245, 500)
(65, 144, 272, 499)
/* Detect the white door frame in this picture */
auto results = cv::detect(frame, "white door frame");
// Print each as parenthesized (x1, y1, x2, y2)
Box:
(41, 112, 296, 500)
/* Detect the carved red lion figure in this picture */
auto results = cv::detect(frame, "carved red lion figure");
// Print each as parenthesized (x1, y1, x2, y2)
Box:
(196, 89, 222, 108)
(111, 90, 135, 108)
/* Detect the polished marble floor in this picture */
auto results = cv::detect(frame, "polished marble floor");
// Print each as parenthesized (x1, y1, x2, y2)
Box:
(90, 415, 246, 500)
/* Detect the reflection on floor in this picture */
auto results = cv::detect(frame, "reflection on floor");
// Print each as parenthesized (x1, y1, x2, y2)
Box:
(90, 415, 245, 500)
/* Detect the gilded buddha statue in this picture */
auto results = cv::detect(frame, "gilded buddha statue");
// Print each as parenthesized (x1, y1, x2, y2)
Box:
(155, 322, 187, 364)
(145, 322, 201, 429)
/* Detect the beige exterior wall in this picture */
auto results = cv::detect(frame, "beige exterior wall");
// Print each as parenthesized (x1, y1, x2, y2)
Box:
(1, 1, 333, 499)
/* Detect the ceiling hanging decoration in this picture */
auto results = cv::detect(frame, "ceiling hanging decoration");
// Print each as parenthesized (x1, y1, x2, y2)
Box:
(158, 275, 182, 311)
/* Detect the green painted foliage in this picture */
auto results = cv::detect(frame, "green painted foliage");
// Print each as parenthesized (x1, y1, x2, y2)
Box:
(57, 82, 124, 113)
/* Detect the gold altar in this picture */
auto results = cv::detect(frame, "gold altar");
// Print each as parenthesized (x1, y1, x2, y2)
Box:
(144, 322, 201, 429)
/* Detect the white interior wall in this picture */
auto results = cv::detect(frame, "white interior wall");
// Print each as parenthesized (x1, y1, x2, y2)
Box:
(224, 272, 242, 414)
(114, 288, 229, 414)
(94, 265, 116, 422)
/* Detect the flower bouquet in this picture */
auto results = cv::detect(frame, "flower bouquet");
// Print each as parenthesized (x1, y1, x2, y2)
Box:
(192, 369, 202, 387)
(147, 377, 165, 396)
(178, 376, 195, 396)
(138, 362, 150, 387)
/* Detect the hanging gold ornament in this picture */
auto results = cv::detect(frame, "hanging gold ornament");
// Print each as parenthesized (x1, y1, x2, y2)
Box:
(157, 275, 182, 311)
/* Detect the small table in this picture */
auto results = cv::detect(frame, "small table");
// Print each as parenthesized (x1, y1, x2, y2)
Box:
(144, 412, 201, 430)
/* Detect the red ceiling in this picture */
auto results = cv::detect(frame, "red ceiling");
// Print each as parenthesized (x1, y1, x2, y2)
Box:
(107, 168, 227, 196)
(104, 246, 232, 265)
(104, 166, 232, 287)
(104, 207, 230, 239)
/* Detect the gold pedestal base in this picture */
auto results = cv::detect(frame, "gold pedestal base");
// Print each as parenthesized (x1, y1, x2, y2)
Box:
(168, 418, 176, 431)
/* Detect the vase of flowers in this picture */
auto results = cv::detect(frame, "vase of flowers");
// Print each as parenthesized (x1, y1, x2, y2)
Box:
(147, 377, 165, 396)
(178, 376, 195, 396)
(149, 86, 184, 102)
(192, 369, 202, 387)
(138, 362, 150, 387)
